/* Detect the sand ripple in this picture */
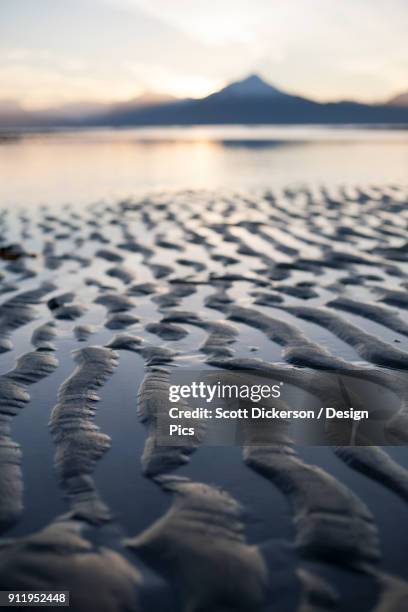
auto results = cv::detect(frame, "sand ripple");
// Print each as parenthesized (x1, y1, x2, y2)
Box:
(0, 185, 407, 610)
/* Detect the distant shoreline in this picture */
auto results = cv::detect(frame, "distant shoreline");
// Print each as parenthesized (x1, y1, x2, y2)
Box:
(1, 122, 408, 135)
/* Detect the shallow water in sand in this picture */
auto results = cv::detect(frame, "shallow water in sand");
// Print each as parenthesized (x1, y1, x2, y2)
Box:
(0, 129, 407, 612)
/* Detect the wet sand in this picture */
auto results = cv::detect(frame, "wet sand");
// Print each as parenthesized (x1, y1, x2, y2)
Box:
(0, 185, 407, 611)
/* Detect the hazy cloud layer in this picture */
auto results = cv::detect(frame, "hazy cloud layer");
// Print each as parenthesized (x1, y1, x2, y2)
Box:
(1, 0, 406, 108)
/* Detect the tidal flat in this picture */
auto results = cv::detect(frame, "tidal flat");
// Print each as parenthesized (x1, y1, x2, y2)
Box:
(0, 182, 407, 612)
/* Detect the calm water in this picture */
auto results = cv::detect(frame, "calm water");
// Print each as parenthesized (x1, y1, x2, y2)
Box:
(0, 125, 406, 207)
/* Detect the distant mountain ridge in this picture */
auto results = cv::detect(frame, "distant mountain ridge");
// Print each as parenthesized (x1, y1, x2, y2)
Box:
(1, 74, 408, 127)
(95, 75, 408, 126)
(387, 91, 408, 107)
(215, 74, 289, 98)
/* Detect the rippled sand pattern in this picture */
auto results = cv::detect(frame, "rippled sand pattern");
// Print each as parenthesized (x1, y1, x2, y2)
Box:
(0, 186, 407, 612)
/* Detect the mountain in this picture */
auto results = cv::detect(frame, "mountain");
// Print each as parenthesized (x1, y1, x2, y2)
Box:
(94, 74, 314, 125)
(0, 92, 177, 128)
(1, 75, 408, 128)
(42, 92, 176, 120)
(43, 101, 113, 120)
(0, 100, 38, 128)
(0, 99, 23, 113)
(95, 74, 408, 126)
(215, 74, 289, 99)
(387, 92, 408, 107)
(106, 91, 177, 115)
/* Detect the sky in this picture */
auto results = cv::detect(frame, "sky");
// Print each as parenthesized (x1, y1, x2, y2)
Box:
(0, 0, 407, 110)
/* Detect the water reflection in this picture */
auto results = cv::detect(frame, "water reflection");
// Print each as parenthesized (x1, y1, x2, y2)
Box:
(0, 126, 406, 207)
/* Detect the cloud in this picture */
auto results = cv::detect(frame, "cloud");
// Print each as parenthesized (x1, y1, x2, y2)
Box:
(0, 0, 406, 107)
